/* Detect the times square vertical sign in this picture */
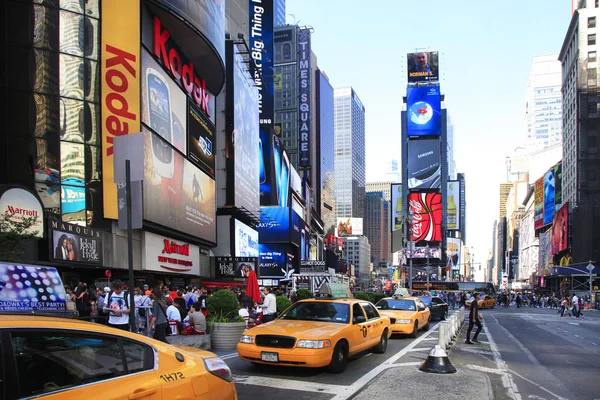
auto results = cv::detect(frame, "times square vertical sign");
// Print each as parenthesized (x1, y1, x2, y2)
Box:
(297, 29, 311, 168)
(250, 0, 276, 205)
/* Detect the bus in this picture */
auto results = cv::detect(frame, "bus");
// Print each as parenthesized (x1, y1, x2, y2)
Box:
(409, 281, 496, 295)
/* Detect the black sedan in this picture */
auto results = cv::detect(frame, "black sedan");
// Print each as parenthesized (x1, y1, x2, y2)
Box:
(418, 296, 449, 320)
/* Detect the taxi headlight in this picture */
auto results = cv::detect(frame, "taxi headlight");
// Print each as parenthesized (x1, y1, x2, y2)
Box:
(396, 319, 412, 324)
(296, 340, 332, 349)
(239, 335, 255, 344)
(204, 357, 233, 382)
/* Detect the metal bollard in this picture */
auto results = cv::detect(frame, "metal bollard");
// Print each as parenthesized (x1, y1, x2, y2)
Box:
(438, 321, 447, 351)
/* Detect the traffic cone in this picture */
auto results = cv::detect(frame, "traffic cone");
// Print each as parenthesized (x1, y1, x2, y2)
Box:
(419, 345, 457, 374)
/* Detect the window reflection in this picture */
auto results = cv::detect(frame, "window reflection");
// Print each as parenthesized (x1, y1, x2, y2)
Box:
(34, 49, 59, 96)
(60, 53, 84, 99)
(35, 139, 60, 172)
(61, 185, 86, 225)
(85, 59, 99, 102)
(85, 145, 101, 183)
(59, 10, 83, 57)
(59, 98, 84, 143)
(33, 5, 59, 51)
(83, 17, 99, 60)
(60, 142, 85, 184)
(59, 0, 84, 14)
(34, 94, 61, 138)
(84, 102, 100, 145)
(35, 171, 60, 214)
(85, 0, 99, 19)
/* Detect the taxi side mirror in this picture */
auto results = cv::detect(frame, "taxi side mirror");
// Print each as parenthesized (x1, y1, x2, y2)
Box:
(353, 315, 366, 324)
(418, 306, 426, 311)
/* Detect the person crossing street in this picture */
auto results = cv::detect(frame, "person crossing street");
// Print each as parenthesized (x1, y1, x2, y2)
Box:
(466, 292, 483, 344)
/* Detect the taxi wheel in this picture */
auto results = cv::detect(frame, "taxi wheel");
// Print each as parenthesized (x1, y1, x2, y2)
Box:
(442, 310, 448, 320)
(373, 330, 388, 354)
(423, 317, 431, 331)
(328, 341, 349, 373)
(410, 321, 418, 338)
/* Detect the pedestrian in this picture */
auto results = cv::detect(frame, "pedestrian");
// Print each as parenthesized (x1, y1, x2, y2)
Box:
(134, 287, 151, 333)
(448, 292, 455, 310)
(103, 280, 131, 331)
(572, 293, 580, 318)
(465, 292, 483, 345)
(147, 286, 169, 342)
(257, 287, 277, 323)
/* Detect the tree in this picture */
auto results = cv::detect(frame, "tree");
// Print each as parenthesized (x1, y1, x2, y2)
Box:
(0, 211, 40, 262)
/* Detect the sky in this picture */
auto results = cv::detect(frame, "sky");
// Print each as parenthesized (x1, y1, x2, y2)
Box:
(287, 0, 572, 268)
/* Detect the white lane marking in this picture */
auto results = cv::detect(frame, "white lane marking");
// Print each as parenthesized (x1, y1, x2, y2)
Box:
(489, 315, 541, 367)
(329, 327, 440, 400)
(483, 318, 522, 400)
(568, 322, 579, 326)
(389, 361, 422, 367)
(464, 364, 505, 375)
(364, 353, 373, 357)
(460, 348, 494, 356)
(407, 347, 431, 352)
(422, 337, 438, 341)
(233, 374, 346, 395)
(220, 352, 239, 360)
(508, 369, 569, 400)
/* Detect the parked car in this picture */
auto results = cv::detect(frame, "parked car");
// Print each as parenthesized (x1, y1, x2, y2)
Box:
(418, 296, 448, 320)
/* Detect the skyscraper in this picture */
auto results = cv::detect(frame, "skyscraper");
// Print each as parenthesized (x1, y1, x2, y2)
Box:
(274, 0, 286, 27)
(365, 192, 390, 265)
(447, 113, 457, 180)
(317, 69, 336, 234)
(384, 160, 401, 183)
(334, 87, 366, 219)
(457, 172, 467, 244)
(524, 54, 562, 150)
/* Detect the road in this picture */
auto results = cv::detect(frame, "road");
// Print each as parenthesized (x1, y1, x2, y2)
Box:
(451, 306, 600, 400)
(218, 307, 600, 400)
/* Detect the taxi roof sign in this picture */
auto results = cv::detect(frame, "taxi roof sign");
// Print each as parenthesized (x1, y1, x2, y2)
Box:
(316, 283, 351, 299)
(393, 288, 410, 299)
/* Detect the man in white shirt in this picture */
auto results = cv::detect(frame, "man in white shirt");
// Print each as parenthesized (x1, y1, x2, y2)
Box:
(572, 294, 579, 318)
(258, 287, 277, 323)
(103, 281, 130, 331)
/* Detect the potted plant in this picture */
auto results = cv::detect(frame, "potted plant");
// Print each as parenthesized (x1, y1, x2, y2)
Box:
(354, 292, 371, 301)
(276, 295, 292, 314)
(206, 290, 246, 350)
(295, 289, 314, 301)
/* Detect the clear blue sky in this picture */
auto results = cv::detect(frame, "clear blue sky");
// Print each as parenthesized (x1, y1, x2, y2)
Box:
(287, 0, 572, 268)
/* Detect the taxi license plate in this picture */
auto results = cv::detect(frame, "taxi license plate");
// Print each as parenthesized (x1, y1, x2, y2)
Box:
(261, 352, 279, 362)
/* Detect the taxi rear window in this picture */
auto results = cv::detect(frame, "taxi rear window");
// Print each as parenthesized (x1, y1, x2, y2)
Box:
(279, 302, 350, 323)
(376, 299, 416, 311)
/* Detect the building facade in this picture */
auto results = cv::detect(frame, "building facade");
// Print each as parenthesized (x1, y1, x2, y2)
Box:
(342, 236, 371, 281)
(317, 69, 336, 235)
(274, 0, 286, 26)
(366, 181, 395, 202)
(457, 172, 467, 244)
(334, 87, 366, 219)
(365, 192, 390, 266)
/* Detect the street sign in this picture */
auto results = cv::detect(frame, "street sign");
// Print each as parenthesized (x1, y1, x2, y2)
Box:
(586, 263, 594, 273)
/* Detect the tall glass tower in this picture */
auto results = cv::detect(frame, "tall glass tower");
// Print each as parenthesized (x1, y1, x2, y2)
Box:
(334, 87, 366, 219)
(274, 0, 286, 26)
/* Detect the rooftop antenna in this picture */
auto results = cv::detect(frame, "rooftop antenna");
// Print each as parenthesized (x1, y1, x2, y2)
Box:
(288, 13, 296, 25)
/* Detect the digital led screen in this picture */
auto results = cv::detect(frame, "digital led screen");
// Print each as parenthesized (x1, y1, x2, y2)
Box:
(407, 51, 439, 83)
(534, 177, 544, 230)
(552, 203, 569, 254)
(259, 243, 295, 278)
(408, 192, 442, 242)
(188, 100, 215, 178)
(256, 207, 290, 244)
(408, 139, 441, 189)
(234, 219, 259, 258)
(407, 86, 441, 136)
(447, 181, 460, 231)
(544, 169, 555, 226)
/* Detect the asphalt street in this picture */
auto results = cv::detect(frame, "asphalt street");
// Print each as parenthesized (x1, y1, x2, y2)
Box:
(451, 306, 600, 400)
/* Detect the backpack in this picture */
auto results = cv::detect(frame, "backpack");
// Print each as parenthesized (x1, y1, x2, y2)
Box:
(187, 294, 196, 308)
(138, 296, 150, 317)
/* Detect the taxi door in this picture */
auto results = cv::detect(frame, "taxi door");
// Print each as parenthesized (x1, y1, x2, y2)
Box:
(360, 303, 386, 346)
(349, 303, 371, 354)
(3, 328, 162, 400)
(416, 300, 428, 326)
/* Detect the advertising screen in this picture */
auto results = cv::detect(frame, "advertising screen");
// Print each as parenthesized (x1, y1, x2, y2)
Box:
(50, 220, 102, 264)
(552, 203, 569, 254)
(407, 51, 439, 83)
(257, 207, 290, 244)
(538, 231, 549, 273)
(408, 192, 442, 242)
(554, 162, 562, 207)
(259, 244, 287, 278)
(0, 265, 67, 312)
(142, 130, 216, 243)
(544, 169, 555, 226)
(188, 101, 215, 178)
(408, 139, 441, 189)
(446, 237, 461, 270)
(407, 86, 441, 136)
(534, 177, 544, 229)
(141, 48, 187, 156)
(391, 184, 403, 253)
(337, 218, 364, 236)
(233, 219, 259, 258)
(291, 210, 303, 247)
(290, 165, 303, 198)
(214, 256, 258, 279)
(447, 181, 460, 231)
(409, 246, 441, 259)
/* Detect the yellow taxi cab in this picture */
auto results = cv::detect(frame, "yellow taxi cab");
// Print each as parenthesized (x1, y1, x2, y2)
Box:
(237, 283, 392, 373)
(374, 296, 431, 338)
(465, 294, 496, 309)
(0, 263, 237, 400)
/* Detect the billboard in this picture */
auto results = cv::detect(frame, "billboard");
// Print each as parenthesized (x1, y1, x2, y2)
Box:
(408, 139, 441, 189)
(0, 265, 67, 312)
(188, 101, 215, 178)
(291, 210, 303, 247)
(554, 162, 562, 207)
(391, 184, 403, 253)
(226, 42, 260, 211)
(142, 130, 216, 243)
(408, 192, 442, 242)
(538, 231, 549, 273)
(256, 207, 290, 244)
(544, 169, 555, 226)
(446, 237, 461, 270)
(0, 187, 44, 238)
(297, 28, 311, 167)
(407, 86, 441, 136)
(249, 0, 276, 205)
(407, 51, 439, 83)
(143, 232, 200, 275)
(214, 256, 258, 279)
(101, 0, 140, 219)
(534, 177, 544, 230)
(259, 244, 295, 278)
(141, 48, 188, 155)
(447, 181, 460, 231)
(337, 218, 364, 236)
(50, 220, 102, 265)
(552, 203, 569, 254)
(408, 246, 441, 259)
(233, 219, 259, 258)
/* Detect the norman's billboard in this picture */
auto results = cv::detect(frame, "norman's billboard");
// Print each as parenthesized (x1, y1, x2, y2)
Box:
(407, 51, 439, 83)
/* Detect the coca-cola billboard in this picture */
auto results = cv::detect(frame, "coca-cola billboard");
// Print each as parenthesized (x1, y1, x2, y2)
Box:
(408, 192, 442, 243)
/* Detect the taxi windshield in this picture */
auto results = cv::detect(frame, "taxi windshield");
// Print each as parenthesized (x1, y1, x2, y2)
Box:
(418, 297, 432, 306)
(376, 299, 416, 311)
(279, 302, 350, 324)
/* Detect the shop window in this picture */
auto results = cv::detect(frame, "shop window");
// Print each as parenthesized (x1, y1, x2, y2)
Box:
(59, 53, 84, 100)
